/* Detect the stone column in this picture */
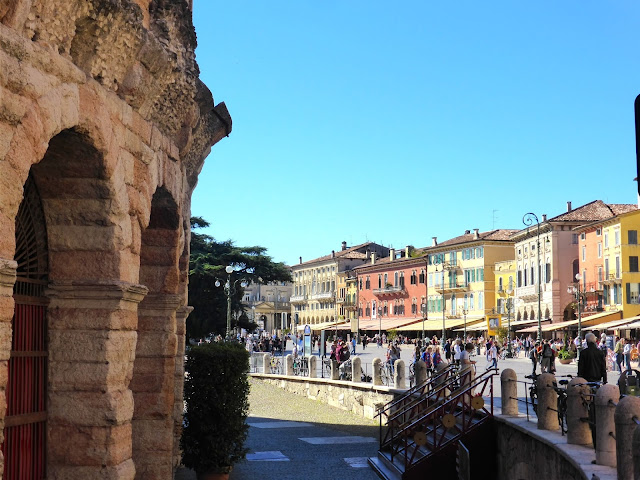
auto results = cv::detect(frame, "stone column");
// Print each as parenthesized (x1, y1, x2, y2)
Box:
(131, 293, 181, 480)
(262, 353, 271, 374)
(414, 360, 426, 387)
(500, 369, 518, 416)
(308, 355, 317, 378)
(536, 373, 559, 431)
(330, 359, 339, 380)
(614, 395, 640, 479)
(46, 281, 148, 480)
(566, 377, 591, 445)
(394, 360, 406, 389)
(595, 383, 619, 467)
(172, 305, 192, 470)
(372, 358, 382, 386)
(285, 354, 294, 376)
(351, 356, 361, 383)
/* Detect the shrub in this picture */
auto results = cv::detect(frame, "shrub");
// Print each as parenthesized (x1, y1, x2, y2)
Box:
(181, 342, 250, 475)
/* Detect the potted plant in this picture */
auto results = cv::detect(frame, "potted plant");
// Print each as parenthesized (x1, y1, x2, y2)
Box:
(181, 342, 250, 479)
(557, 347, 575, 364)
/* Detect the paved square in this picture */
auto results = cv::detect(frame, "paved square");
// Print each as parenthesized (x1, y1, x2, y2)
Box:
(248, 421, 313, 429)
(344, 457, 371, 468)
(246, 451, 290, 461)
(298, 436, 377, 445)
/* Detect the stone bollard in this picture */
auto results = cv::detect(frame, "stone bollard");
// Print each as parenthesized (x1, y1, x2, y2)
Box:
(308, 356, 317, 378)
(536, 373, 559, 431)
(285, 354, 294, 376)
(351, 356, 362, 383)
(614, 395, 640, 479)
(595, 383, 619, 467)
(566, 377, 591, 445)
(262, 353, 271, 374)
(373, 357, 383, 386)
(330, 359, 339, 380)
(500, 369, 518, 416)
(633, 424, 640, 480)
(414, 359, 427, 387)
(394, 360, 406, 389)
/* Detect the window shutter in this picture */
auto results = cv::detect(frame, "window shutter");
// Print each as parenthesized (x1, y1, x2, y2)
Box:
(626, 283, 631, 304)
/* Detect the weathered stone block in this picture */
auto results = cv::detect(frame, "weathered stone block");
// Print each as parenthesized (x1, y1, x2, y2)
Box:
(48, 389, 134, 427)
(48, 422, 133, 466)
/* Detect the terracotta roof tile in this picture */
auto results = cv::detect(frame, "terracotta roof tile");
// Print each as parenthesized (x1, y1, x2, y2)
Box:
(295, 242, 384, 267)
(433, 229, 519, 248)
(549, 200, 636, 222)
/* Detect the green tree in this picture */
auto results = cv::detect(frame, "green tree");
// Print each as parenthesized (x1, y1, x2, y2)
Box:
(187, 217, 292, 340)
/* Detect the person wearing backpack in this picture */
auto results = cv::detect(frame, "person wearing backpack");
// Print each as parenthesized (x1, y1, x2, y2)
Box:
(529, 342, 539, 375)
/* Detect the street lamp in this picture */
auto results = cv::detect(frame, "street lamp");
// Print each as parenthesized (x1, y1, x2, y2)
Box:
(505, 288, 514, 356)
(461, 307, 469, 342)
(215, 265, 248, 341)
(567, 273, 586, 355)
(522, 213, 543, 342)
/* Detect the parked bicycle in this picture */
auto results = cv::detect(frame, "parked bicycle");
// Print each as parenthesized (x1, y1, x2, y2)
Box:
(380, 361, 394, 386)
(577, 380, 603, 448)
(270, 356, 282, 374)
(292, 356, 308, 376)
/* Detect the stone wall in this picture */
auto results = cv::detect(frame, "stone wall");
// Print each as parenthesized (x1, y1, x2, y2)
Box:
(0, 1, 230, 479)
(250, 373, 403, 420)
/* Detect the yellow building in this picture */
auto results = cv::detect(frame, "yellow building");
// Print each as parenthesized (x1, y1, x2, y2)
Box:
(425, 229, 517, 339)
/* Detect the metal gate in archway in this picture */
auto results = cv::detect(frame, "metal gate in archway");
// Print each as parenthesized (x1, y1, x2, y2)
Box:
(1, 176, 48, 480)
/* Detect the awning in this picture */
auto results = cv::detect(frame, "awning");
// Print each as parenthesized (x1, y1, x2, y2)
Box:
(516, 310, 623, 333)
(359, 318, 420, 332)
(394, 317, 483, 332)
(296, 321, 347, 332)
(596, 315, 640, 331)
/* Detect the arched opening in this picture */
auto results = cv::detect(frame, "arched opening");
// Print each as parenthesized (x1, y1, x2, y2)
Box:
(2, 175, 49, 479)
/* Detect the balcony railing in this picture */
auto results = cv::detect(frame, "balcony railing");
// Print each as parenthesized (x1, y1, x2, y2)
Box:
(310, 292, 335, 301)
(290, 295, 307, 303)
(373, 285, 406, 296)
(434, 283, 468, 294)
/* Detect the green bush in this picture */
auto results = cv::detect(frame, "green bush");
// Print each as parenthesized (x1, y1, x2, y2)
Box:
(181, 342, 250, 475)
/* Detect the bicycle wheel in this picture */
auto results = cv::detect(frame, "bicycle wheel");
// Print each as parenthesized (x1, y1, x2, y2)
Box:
(588, 401, 597, 449)
(529, 387, 538, 414)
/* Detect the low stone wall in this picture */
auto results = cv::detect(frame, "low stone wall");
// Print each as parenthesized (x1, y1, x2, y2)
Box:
(250, 373, 406, 419)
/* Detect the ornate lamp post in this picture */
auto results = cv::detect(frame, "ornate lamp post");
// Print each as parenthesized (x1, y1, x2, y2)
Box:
(522, 213, 543, 342)
(568, 273, 586, 355)
(215, 265, 249, 341)
(505, 288, 514, 356)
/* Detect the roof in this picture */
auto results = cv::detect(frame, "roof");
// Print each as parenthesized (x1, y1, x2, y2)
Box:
(548, 200, 636, 223)
(294, 242, 385, 268)
(432, 229, 519, 248)
(352, 251, 429, 273)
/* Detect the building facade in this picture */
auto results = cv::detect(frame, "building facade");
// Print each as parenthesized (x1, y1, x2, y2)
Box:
(290, 242, 390, 328)
(0, 2, 230, 478)
(242, 280, 293, 334)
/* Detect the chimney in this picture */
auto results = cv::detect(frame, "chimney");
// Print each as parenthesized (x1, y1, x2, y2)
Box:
(365, 249, 371, 259)
(567, 201, 572, 212)
(465, 230, 470, 235)
(389, 248, 395, 261)
(473, 228, 479, 239)
(341, 241, 347, 251)
(371, 252, 376, 264)
(542, 214, 547, 222)
(299, 256, 302, 264)
(331, 250, 335, 258)
(405, 245, 411, 258)
(432, 237, 438, 246)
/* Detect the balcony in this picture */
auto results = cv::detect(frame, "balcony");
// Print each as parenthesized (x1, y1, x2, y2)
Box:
(601, 273, 621, 285)
(434, 283, 468, 294)
(336, 296, 345, 303)
(290, 295, 307, 304)
(344, 300, 357, 310)
(310, 292, 335, 302)
(373, 285, 406, 297)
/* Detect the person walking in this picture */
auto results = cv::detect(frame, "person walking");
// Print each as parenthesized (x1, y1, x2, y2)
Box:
(351, 336, 357, 355)
(623, 339, 632, 371)
(614, 337, 625, 372)
(540, 340, 553, 373)
(486, 341, 498, 370)
(529, 341, 539, 375)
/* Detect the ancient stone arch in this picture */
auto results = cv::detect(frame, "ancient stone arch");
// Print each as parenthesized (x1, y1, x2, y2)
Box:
(0, 1, 230, 478)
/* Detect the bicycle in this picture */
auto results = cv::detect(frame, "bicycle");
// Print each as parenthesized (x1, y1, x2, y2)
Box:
(292, 356, 308, 376)
(554, 377, 572, 435)
(269, 356, 281, 374)
(408, 361, 415, 388)
(380, 361, 394, 386)
(525, 374, 538, 414)
(577, 380, 603, 449)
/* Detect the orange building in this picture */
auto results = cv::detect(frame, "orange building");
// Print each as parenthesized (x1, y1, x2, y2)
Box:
(354, 247, 429, 337)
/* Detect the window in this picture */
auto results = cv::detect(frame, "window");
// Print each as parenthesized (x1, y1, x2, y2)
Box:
(523, 269, 528, 286)
(630, 230, 638, 245)
(615, 230, 621, 246)
(419, 269, 425, 284)
(580, 232, 586, 241)
(626, 283, 640, 304)
(378, 274, 382, 289)
(365, 276, 370, 289)
(631, 256, 639, 273)
(428, 273, 433, 286)
(572, 234, 579, 244)
(582, 246, 586, 262)
(479, 292, 483, 310)
(394, 272, 398, 287)
(616, 256, 621, 278)
(596, 228, 602, 236)
(605, 258, 610, 278)
(598, 243, 602, 258)
(400, 272, 405, 287)
(604, 232, 609, 248)
(469, 294, 474, 310)
(384, 273, 388, 286)
(410, 270, 417, 285)
(365, 306, 370, 316)
(498, 277, 503, 291)
(517, 270, 522, 287)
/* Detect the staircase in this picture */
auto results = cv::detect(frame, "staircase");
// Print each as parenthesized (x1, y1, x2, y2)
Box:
(369, 366, 498, 480)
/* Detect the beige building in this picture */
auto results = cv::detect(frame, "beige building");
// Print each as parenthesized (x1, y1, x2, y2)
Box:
(242, 280, 292, 334)
(291, 242, 389, 329)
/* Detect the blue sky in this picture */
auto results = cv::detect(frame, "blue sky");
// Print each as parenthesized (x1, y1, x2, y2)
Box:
(191, 1, 640, 266)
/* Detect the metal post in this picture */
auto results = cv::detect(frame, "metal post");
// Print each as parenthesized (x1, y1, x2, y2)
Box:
(506, 297, 512, 356)
(226, 274, 232, 340)
(441, 266, 446, 347)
